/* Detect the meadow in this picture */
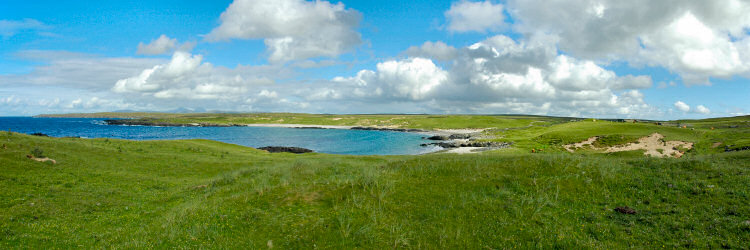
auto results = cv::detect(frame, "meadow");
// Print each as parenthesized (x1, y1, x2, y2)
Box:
(3, 114, 750, 248)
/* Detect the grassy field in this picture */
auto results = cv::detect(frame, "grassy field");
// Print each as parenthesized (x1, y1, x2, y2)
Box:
(3, 114, 750, 248)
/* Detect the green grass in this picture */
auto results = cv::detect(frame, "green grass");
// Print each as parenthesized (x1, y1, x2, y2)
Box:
(2, 126, 750, 248)
(38, 112, 566, 130)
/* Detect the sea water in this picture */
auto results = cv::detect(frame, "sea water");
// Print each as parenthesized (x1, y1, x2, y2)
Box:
(0, 117, 440, 155)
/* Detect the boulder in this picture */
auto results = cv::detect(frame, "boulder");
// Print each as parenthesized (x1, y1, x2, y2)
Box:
(423, 141, 512, 149)
(258, 146, 313, 154)
(614, 206, 637, 214)
(426, 135, 449, 140)
(448, 134, 472, 140)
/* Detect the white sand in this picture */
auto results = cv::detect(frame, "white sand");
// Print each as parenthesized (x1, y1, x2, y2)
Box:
(245, 124, 354, 129)
(444, 147, 485, 154)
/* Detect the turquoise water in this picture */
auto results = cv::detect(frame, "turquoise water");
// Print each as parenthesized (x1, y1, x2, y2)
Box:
(0, 117, 439, 155)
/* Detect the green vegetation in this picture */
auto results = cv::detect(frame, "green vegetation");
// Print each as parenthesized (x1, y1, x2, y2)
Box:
(41, 112, 750, 153)
(39, 112, 567, 130)
(4, 114, 750, 248)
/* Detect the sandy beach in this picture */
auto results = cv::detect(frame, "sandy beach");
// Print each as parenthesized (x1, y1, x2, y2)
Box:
(244, 123, 355, 129)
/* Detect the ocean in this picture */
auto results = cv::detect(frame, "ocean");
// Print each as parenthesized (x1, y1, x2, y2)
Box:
(0, 117, 440, 155)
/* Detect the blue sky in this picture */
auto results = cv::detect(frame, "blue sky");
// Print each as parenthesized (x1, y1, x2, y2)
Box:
(1, 0, 748, 119)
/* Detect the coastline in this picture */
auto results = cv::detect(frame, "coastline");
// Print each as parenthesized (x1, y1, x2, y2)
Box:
(245, 123, 355, 130)
(243, 123, 503, 154)
(102, 120, 504, 154)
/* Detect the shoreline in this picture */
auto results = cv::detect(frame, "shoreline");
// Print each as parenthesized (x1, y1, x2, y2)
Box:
(96, 119, 505, 154)
(244, 123, 487, 136)
(243, 123, 503, 154)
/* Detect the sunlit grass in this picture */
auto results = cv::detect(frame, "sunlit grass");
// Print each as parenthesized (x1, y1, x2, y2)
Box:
(2, 130, 749, 248)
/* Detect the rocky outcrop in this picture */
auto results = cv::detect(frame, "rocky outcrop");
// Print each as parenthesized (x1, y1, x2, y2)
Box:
(422, 141, 512, 149)
(448, 134, 472, 139)
(426, 135, 449, 140)
(426, 134, 473, 140)
(725, 145, 750, 152)
(258, 146, 314, 154)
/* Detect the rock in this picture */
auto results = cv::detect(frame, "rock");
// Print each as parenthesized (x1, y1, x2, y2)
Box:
(426, 134, 472, 140)
(725, 145, 750, 152)
(427, 135, 449, 140)
(30, 132, 49, 137)
(295, 127, 327, 130)
(429, 142, 459, 148)
(615, 206, 637, 214)
(424, 141, 512, 149)
(448, 134, 472, 140)
(258, 146, 313, 154)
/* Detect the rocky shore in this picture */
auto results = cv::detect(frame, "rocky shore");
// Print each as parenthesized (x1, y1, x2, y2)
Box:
(422, 140, 512, 149)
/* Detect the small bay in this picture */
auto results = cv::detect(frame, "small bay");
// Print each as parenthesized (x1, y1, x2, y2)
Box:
(0, 117, 439, 155)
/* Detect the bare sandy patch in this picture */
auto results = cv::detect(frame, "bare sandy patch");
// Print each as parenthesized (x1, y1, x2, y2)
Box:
(444, 147, 487, 154)
(564, 133, 693, 158)
(564, 136, 598, 152)
(606, 133, 693, 158)
(27, 155, 57, 164)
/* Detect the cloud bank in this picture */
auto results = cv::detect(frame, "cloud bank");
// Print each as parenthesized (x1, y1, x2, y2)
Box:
(508, 0, 750, 84)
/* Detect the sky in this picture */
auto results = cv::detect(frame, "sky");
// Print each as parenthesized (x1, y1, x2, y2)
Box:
(1, 0, 749, 119)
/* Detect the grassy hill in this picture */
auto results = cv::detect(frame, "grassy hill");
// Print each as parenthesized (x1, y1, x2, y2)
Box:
(3, 114, 750, 248)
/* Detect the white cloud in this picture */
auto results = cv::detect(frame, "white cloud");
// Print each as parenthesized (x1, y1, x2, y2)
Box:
(674, 101, 691, 112)
(405, 41, 458, 61)
(113, 51, 275, 101)
(0, 50, 164, 90)
(205, 0, 362, 63)
(325, 35, 655, 117)
(0, 91, 137, 116)
(333, 57, 448, 101)
(445, 0, 506, 33)
(696, 105, 711, 114)
(507, 0, 750, 84)
(0, 19, 48, 38)
(136, 35, 195, 55)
